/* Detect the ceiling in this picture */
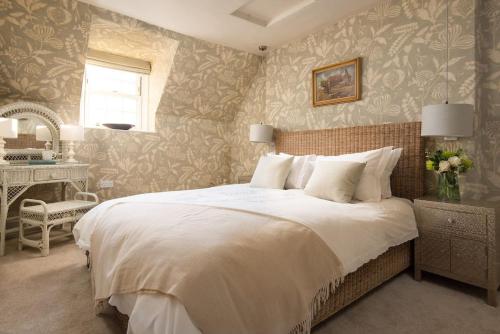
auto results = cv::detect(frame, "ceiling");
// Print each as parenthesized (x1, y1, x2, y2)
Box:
(80, 0, 378, 55)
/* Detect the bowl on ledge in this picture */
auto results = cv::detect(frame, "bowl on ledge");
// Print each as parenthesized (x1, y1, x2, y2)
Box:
(102, 123, 135, 130)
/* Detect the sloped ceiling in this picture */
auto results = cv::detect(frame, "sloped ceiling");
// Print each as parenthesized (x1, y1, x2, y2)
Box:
(87, 16, 179, 129)
(79, 0, 379, 54)
(90, 5, 262, 122)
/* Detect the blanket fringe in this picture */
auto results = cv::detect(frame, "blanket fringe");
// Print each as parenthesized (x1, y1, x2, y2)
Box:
(289, 275, 344, 334)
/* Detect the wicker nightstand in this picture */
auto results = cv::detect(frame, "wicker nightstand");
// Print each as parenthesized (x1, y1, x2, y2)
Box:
(414, 197, 499, 306)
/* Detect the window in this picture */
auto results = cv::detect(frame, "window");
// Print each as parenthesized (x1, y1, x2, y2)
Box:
(80, 50, 152, 131)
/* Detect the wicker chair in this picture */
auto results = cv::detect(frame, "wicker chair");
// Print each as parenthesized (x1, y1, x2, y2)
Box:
(18, 192, 99, 256)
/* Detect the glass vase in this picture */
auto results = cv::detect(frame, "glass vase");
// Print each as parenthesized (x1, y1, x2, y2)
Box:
(437, 172, 460, 201)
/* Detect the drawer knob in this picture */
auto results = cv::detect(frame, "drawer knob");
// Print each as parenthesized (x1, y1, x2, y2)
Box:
(447, 218, 455, 224)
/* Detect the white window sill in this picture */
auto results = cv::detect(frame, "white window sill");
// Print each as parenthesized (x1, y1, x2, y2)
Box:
(83, 125, 157, 134)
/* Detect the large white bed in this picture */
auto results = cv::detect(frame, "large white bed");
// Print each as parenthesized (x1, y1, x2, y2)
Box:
(74, 184, 418, 334)
(75, 122, 425, 334)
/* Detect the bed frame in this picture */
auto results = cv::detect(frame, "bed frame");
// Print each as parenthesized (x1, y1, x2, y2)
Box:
(112, 122, 425, 331)
(275, 121, 425, 326)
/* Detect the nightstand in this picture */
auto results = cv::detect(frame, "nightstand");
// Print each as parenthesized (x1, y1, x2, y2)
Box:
(414, 196, 499, 306)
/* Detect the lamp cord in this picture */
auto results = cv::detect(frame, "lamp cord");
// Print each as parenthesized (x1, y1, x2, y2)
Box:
(445, 0, 449, 104)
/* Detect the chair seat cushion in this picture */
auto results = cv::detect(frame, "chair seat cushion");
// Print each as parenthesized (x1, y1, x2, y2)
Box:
(21, 200, 97, 214)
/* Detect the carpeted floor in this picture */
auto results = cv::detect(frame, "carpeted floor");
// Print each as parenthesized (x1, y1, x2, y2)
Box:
(1, 238, 499, 334)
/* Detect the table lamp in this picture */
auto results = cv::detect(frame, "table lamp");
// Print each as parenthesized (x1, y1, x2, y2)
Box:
(421, 103, 473, 140)
(249, 123, 273, 143)
(0, 118, 18, 165)
(60, 125, 84, 163)
(36, 125, 52, 150)
(421, 0, 473, 141)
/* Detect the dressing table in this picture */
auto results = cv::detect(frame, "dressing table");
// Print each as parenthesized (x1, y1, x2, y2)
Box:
(0, 102, 89, 256)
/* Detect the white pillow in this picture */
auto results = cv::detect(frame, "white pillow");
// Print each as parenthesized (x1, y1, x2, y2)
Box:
(250, 155, 294, 189)
(317, 146, 393, 202)
(381, 148, 403, 198)
(280, 153, 316, 189)
(304, 160, 366, 203)
(301, 159, 316, 187)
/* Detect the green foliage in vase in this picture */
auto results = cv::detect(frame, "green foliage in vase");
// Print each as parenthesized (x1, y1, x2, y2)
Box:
(425, 149, 473, 174)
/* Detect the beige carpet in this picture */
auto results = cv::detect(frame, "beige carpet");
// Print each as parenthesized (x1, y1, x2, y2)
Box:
(1, 238, 499, 334)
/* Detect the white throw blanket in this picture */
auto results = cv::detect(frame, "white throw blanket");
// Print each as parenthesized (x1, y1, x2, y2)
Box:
(75, 184, 418, 274)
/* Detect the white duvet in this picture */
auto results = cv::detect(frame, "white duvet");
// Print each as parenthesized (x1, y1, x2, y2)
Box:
(74, 184, 417, 334)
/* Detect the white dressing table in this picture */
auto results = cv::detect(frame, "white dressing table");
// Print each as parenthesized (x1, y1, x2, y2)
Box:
(0, 101, 90, 256)
(0, 163, 89, 255)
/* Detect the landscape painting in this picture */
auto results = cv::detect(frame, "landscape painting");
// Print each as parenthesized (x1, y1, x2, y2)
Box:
(312, 58, 361, 107)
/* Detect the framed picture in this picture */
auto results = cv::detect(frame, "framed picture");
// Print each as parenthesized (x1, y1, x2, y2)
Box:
(312, 58, 361, 107)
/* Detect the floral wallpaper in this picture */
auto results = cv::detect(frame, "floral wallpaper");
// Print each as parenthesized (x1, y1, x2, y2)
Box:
(86, 15, 179, 131)
(79, 114, 232, 200)
(80, 6, 260, 200)
(0, 0, 498, 202)
(475, 0, 500, 201)
(266, 0, 474, 129)
(231, 0, 500, 201)
(0, 0, 90, 123)
(229, 62, 268, 182)
(0, 0, 261, 201)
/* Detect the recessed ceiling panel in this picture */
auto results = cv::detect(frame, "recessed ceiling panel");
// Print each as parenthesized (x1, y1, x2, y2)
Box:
(231, 0, 316, 27)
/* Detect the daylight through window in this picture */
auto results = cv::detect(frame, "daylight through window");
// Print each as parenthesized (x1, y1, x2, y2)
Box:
(80, 51, 151, 131)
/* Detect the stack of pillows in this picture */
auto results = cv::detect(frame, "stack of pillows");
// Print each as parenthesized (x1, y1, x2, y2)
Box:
(249, 147, 402, 203)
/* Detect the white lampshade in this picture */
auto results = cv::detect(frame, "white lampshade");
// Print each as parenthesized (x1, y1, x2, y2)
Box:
(36, 125, 52, 142)
(249, 124, 273, 143)
(421, 104, 473, 139)
(60, 124, 84, 141)
(0, 118, 18, 138)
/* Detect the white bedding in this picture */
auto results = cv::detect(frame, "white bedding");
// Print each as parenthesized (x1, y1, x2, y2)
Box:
(74, 184, 417, 334)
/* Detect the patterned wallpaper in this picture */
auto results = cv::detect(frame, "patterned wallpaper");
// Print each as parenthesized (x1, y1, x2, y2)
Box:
(229, 62, 269, 182)
(475, 0, 500, 201)
(86, 15, 179, 131)
(231, 0, 500, 201)
(0, 0, 260, 201)
(0, 0, 498, 202)
(0, 0, 90, 123)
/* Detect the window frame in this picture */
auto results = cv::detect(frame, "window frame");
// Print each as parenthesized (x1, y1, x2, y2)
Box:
(80, 62, 151, 132)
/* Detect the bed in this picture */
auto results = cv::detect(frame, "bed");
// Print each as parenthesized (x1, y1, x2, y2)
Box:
(75, 122, 424, 334)
(275, 121, 424, 325)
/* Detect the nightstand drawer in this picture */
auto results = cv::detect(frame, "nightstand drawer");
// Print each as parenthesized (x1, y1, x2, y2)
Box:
(420, 234, 451, 271)
(451, 239, 487, 284)
(419, 206, 486, 237)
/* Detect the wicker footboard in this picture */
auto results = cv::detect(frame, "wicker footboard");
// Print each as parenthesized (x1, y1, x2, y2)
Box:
(110, 241, 412, 332)
(312, 241, 411, 326)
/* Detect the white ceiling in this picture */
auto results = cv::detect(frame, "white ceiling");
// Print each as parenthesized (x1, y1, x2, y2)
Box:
(80, 0, 378, 55)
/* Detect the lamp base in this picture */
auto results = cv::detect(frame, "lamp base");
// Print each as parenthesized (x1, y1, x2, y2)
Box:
(65, 141, 78, 164)
(0, 137, 9, 165)
(65, 158, 78, 164)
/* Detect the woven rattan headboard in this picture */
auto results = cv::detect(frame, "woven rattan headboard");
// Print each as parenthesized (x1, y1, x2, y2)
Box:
(275, 122, 425, 200)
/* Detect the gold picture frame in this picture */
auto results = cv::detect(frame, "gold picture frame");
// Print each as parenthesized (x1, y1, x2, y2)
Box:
(312, 57, 361, 107)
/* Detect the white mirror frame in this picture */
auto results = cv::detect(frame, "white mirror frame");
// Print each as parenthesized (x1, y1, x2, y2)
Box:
(0, 102, 63, 158)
